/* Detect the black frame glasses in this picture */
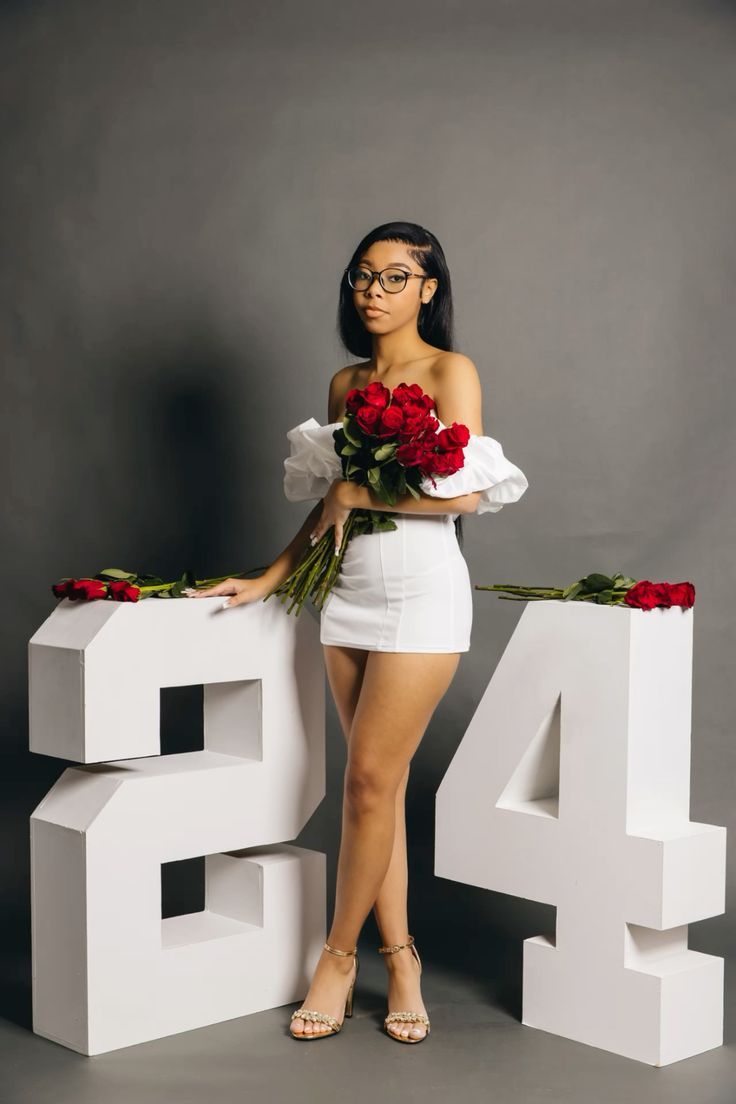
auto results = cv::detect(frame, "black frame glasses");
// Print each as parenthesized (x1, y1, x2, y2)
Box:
(345, 265, 428, 294)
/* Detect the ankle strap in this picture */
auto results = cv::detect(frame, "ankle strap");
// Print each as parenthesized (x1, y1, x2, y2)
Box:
(323, 941, 357, 957)
(377, 934, 415, 955)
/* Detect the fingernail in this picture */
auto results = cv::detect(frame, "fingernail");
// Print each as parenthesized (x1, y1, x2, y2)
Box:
(334, 548, 339, 556)
(222, 599, 230, 608)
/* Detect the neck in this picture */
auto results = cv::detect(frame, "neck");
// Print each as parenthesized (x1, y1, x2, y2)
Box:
(370, 318, 430, 373)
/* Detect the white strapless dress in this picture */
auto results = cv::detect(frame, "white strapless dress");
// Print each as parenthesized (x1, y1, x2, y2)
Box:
(282, 414, 528, 653)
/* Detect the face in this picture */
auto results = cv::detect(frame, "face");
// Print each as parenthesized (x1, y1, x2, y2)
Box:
(349, 240, 438, 334)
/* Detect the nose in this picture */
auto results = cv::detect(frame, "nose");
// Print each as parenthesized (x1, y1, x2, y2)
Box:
(364, 273, 383, 299)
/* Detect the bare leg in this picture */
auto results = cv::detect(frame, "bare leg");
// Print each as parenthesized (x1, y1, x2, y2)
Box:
(290, 646, 460, 1037)
(329, 655, 419, 1037)
(290, 644, 367, 1037)
(370, 767, 431, 1039)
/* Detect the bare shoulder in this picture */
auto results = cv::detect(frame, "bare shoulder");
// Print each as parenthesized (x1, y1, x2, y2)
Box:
(432, 350, 480, 382)
(430, 351, 484, 433)
(327, 361, 369, 422)
(431, 351, 482, 400)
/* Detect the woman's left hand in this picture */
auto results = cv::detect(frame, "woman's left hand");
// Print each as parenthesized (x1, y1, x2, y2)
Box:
(309, 479, 357, 555)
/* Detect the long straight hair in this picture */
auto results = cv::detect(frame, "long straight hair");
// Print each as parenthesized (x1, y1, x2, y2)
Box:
(336, 221, 464, 547)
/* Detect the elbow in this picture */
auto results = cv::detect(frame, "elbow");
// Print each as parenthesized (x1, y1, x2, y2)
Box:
(460, 491, 482, 515)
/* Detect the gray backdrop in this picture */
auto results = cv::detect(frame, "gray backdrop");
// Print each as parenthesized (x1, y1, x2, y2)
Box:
(2, 0, 734, 1030)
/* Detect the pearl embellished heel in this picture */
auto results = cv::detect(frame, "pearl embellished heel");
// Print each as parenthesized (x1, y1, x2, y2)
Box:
(289, 942, 359, 1040)
(378, 934, 431, 1043)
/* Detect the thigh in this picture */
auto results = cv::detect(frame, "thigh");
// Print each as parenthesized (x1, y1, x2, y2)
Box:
(347, 651, 462, 788)
(323, 643, 369, 743)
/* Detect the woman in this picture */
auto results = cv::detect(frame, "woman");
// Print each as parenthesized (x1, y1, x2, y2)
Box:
(185, 222, 528, 1044)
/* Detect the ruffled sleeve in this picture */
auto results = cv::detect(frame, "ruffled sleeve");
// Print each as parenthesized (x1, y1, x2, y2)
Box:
(419, 431, 529, 515)
(283, 418, 343, 502)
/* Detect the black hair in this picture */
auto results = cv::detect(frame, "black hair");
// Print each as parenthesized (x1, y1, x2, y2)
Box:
(336, 221, 464, 548)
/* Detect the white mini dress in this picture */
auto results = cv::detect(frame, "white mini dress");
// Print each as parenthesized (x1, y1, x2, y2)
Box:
(283, 413, 529, 653)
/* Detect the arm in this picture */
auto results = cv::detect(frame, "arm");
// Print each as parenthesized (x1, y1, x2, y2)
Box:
(340, 481, 481, 516)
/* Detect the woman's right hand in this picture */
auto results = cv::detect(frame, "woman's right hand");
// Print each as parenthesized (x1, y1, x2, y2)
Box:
(183, 576, 271, 609)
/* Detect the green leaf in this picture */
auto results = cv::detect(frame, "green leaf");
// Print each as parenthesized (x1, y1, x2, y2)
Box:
(342, 418, 362, 448)
(96, 567, 137, 581)
(367, 466, 381, 485)
(374, 443, 397, 462)
(341, 444, 358, 456)
(580, 573, 614, 594)
(405, 484, 421, 500)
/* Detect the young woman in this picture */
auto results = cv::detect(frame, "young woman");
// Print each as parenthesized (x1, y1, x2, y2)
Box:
(185, 222, 528, 1044)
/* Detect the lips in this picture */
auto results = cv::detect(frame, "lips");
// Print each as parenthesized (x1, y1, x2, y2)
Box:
(363, 306, 386, 315)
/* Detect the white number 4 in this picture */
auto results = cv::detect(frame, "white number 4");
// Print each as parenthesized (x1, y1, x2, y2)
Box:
(435, 600, 726, 1066)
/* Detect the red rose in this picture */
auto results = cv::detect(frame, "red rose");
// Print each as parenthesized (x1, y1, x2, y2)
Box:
(396, 442, 426, 467)
(356, 404, 381, 434)
(376, 404, 405, 438)
(449, 447, 465, 473)
(624, 581, 658, 609)
(392, 382, 425, 407)
(653, 583, 673, 608)
(345, 388, 363, 414)
(624, 580, 692, 610)
(362, 381, 391, 409)
(437, 422, 470, 450)
(68, 578, 108, 601)
(430, 448, 465, 476)
(668, 581, 696, 608)
(108, 580, 142, 602)
(400, 410, 436, 440)
(52, 579, 74, 599)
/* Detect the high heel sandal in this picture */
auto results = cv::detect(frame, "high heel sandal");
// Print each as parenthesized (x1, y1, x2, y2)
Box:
(378, 934, 431, 1044)
(289, 941, 359, 1040)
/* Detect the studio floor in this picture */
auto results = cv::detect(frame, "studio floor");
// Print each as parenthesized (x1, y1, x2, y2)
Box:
(2, 941, 733, 1104)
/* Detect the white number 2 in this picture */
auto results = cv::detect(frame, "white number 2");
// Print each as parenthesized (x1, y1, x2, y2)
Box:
(435, 600, 726, 1066)
(30, 597, 326, 1055)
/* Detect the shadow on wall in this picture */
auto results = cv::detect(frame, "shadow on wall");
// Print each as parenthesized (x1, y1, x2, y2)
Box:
(4, 294, 285, 1032)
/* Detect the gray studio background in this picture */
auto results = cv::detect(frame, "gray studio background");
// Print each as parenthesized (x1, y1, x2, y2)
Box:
(2, 0, 734, 1038)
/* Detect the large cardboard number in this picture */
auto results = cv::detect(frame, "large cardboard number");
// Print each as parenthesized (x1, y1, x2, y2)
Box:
(435, 600, 726, 1066)
(29, 597, 325, 1055)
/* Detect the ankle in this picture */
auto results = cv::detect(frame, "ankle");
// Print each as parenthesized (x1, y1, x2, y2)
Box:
(382, 948, 418, 971)
(321, 946, 357, 973)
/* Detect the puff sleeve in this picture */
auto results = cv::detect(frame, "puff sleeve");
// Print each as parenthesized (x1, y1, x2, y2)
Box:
(283, 418, 343, 502)
(418, 432, 529, 514)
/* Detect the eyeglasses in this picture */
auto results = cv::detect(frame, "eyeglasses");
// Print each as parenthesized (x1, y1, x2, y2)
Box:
(345, 265, 428, 294)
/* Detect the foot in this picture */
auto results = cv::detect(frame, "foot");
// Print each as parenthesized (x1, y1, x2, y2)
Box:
(383, 944, 429, 1041)
(289, 945, 357, 1037)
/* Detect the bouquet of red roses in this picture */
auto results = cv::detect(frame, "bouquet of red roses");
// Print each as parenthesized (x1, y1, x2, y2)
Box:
(265, 381, 470, 614)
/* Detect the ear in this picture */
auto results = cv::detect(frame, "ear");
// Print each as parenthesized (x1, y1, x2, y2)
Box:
(422, 277, 439, 303)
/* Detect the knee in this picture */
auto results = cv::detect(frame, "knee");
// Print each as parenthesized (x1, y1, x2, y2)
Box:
(344, 761, 393, 816)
